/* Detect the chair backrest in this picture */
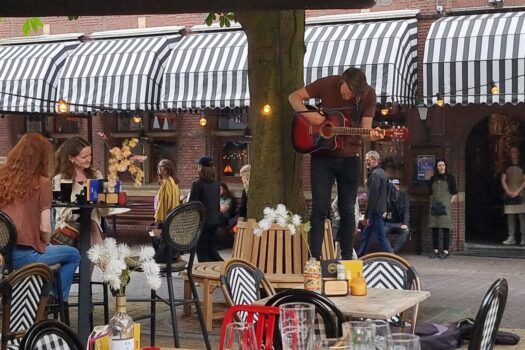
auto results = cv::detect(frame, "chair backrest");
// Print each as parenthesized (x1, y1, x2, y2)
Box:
(232, 219, 334, 275)
(264, 289, 347, 339)
(163, 201, 205, 255)
(469, 278, 508, 350)
(0, 263, 53, 350)
(19, 319, 82, 350)
(220, 258, 275, 311)
(220, 305, 280, 350)
(0, 210, 17, 274)
(361, 252, 421, 333)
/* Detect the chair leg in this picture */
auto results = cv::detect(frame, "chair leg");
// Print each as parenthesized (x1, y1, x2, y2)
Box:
(53, 270, 67, 325)
(188, 273, 211, 350)
(166, 269, 180, 348)
(150, 288, 156, 346)
(103, 282, 110, 324)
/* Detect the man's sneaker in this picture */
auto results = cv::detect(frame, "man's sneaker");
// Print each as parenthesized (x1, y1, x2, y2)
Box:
(439, 251, 449, 259)
(502, 238, 516, 245)
(429, 251, 438, 259)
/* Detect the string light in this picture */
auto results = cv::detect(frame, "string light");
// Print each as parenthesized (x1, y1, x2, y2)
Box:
(491, 82, 499, 94)
(262, 104, 272, 116)
(57, 99, 69, 114)
(435, 93, 444, 107)
(380, 105, 389, 116)
(199, 116, 207, 127)
(132, 115, 142, 123)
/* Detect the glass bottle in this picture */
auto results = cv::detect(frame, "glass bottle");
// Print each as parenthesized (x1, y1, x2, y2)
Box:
(303, 257, 321, 293)
(108, 295, 135, 350)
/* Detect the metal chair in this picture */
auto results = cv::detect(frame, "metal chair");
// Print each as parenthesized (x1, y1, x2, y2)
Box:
(19, 319, 82, 350)
(220, 305, 280, 350)
(468, 278, 508, 350)
(265, 289, 347, 339)
(361, 252, 421, 333)
(0, 263, 54, 350)
(0, 210, 17, 276)
(220, 258, 275, 314)
(127, 201, 211, 350)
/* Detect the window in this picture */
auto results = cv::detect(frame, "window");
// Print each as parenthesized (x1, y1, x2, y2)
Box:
(221, 140, 249, 178)
(217, 111, 248, 130)
(150, 113, 176, 131)
(53, 116, 80, 133)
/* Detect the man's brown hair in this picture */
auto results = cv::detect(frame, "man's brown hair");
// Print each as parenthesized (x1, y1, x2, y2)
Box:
(341, 67, 370, 99)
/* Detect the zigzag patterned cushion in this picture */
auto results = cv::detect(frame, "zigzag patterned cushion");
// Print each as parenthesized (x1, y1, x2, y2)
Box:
(229, 266, 259, 322)
(479, 297, 500, 350)
(32, 334, 70, 350)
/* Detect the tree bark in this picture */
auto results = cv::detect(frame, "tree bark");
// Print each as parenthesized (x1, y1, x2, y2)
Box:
(236, 10, 307, 219)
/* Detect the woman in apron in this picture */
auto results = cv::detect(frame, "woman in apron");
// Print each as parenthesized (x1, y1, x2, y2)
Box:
(501, 146, 525, 245)
(429, 160, 458, 259)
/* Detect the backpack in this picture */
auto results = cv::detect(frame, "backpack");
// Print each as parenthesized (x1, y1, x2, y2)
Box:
(386, 179, 399, 217)
(415, 322, 463, 350)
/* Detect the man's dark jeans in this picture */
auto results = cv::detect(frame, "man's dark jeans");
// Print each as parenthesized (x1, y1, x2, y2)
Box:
(310, 154, 360, 260)
(385, 222, 410, 253)
(357, 212, 393, 257)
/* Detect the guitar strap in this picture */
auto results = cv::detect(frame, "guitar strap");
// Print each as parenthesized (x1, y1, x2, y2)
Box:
(350, 97, 362, 126)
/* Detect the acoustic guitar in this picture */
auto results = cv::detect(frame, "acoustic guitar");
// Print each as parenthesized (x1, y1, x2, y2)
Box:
(291, 110, 409, 155)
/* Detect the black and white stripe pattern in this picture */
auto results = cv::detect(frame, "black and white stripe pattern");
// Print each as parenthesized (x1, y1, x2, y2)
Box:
(480, 297, 500, 350)
(227, 266, 260, 322)
(0, 42, 76, 113)
(32, 334, 70, 350)
(8, 274, 46, 348)
(58, 36, 178, 113)
(162, 31, 249, 110)
(304, 19, 418, 105)
(423, 12, 525, 106)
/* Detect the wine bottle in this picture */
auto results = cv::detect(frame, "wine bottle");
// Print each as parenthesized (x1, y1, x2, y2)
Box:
(108, 295, 135, 350)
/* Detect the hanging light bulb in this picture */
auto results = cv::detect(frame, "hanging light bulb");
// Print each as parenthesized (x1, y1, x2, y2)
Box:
(199, 116, 208, 127)
(380, 105, 389, 116)
(435, 93, 444, 107)
(261, 104, 272, 116)
(491, 82, 499, 94)
(132, 114, 142, 123)
(57, 99, 69, 114)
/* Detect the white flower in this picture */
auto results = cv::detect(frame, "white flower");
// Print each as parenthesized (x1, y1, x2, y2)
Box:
(291, 214, 302, 226)
(87, 244, 103, 264)
(253, 228, 263, 237)
(146, 274, 162, 291)
(258, 219, 272, 231)
(141, 260, 161, 277)
(139, 246, 156, 261)
(263, 207, 277, 223)
(287, 224, 296, 235)
(117, 243, 131, 259)
(276, 215, 288, 227)
(275, 204, 287, 216)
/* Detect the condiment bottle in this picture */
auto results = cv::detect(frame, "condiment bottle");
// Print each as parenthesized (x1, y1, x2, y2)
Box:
(304, 257, 321, 293)
(350, 271, 367, 296)
(336, 263, 347, 280)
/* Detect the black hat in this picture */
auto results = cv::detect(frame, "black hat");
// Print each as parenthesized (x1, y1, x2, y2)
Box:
(196, 156, 214, 167)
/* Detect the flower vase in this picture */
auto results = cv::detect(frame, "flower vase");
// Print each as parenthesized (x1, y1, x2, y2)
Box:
(108, 294, 135, 350)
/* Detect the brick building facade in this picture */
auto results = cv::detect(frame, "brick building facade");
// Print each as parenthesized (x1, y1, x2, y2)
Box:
(1, 0, 524, 252)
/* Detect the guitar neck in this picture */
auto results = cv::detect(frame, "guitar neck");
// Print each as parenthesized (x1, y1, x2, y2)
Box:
(331, 127, 371, 136)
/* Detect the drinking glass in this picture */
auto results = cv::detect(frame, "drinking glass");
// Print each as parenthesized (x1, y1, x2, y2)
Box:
(279, 303, 316, 350)
(222, 322, 258, 350)
(367, 320, 392, 350)
(342, 321, 375, 350)
(60, 179, 73, 202)
(385, 333, 421, 350)
(316, 338, 352, 350)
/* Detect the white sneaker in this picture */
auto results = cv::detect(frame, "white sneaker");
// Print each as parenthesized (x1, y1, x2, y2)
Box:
(502, 238, 516, 245)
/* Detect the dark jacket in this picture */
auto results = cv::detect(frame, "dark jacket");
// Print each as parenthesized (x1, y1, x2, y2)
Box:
(238, 189, 248, 218)
(388, 191, 410, 225)
(189, 179, 221, 227)
(365, 166, 388, 218)
(429, 173, 457, 196)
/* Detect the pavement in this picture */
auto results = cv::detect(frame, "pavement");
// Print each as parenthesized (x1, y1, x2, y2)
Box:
(68, 249, 525, 349)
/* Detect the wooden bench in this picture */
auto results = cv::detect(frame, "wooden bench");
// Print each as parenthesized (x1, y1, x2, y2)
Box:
(182, 218, 334, 331)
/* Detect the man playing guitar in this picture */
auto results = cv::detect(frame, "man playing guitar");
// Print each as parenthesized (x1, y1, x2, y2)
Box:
(289, 67, 383, 260)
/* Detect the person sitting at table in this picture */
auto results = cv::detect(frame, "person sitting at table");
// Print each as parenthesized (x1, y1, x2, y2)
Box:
(0, 133, 80, 303)
(52, 137, 108, 249)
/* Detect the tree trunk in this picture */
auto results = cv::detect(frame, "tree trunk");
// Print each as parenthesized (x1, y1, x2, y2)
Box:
(236, 10, 307, 219)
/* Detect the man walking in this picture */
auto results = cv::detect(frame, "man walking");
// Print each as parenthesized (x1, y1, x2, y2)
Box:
(357, 151, 393, 256)
(385, 179, 410, 253)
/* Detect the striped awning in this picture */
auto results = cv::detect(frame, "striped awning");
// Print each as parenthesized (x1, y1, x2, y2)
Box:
(0, 42, 76, 113)
(58, 35, 179, 113)
(162, 31, 248, 110)
(305, 19, 418, 106)
(423, 12, 525, 106)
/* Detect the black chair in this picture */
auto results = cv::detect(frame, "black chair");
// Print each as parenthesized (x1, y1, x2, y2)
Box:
(265, 289, 347, 339)
(0, 210, 17, 275)
(19, 319, 82, 350)
(126, 201, 211, 350)
(0, 263, 54, 350)
(468, 278, 508, 350)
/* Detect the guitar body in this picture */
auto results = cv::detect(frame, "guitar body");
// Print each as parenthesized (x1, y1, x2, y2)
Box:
(291, 112, 346, 154)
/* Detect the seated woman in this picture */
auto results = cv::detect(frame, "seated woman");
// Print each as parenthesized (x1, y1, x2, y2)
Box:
(219, 182, 237, 226)
(0, 133, 80, 303)
(52, 137, 108, 253)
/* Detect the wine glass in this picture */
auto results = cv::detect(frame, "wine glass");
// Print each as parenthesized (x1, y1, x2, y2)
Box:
(222, 322, 258, 350)
(342, 321, 375, 350)
(279, 303, 316, 350)
(385, 333, 421, 350)
(316, 338, 352, 350)
(367, 319, 392, 350)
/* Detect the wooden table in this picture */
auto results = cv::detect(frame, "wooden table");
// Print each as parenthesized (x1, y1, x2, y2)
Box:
(255, 288, 431, 320)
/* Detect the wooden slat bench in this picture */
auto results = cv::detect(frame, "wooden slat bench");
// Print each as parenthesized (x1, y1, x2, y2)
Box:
(182, 218, 334, 331)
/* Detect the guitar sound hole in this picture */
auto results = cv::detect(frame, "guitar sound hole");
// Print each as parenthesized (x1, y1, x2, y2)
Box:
(321, 126, 333, 138)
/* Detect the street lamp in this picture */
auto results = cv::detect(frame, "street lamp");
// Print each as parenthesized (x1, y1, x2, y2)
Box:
(416, 100, 428, 121)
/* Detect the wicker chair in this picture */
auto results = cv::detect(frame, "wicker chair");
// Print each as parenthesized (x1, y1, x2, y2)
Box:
(361, 252, 421, 333)
(0, 263, 54, 350)
(19, 319, 82, 350)
(468, 278, 508, 350)
(220, 258, 275, 315)
(0, 210, 17, 276)
(127, 201, 211, 350)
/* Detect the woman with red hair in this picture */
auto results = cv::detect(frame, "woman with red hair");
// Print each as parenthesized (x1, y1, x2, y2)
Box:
(0, 133, 80, 303)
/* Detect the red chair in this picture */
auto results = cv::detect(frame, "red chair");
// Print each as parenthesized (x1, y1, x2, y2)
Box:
(220, 305, 280, 350)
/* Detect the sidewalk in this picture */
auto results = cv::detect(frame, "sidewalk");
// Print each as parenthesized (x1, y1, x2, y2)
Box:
(73, 251, 525, 349)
